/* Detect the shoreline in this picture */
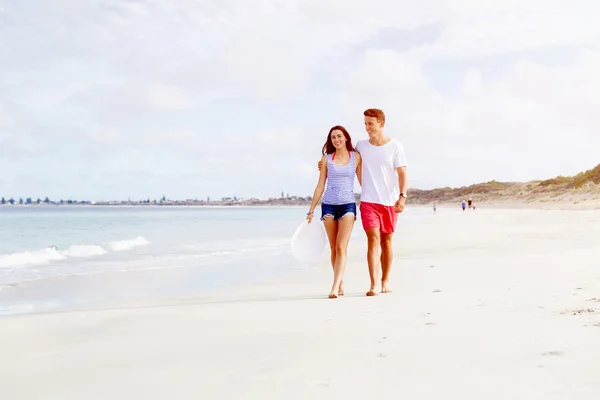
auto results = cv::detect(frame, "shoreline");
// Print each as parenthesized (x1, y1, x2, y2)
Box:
(1, 205, 599, 317)
(1, 199, 599, 210)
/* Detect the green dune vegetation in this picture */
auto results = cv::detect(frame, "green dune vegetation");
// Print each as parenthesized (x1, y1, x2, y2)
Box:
(409, 164, 600, 207)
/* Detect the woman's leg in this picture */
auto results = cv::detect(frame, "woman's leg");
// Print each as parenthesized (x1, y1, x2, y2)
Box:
(330, 212, 355, 297)
(322, 216, 338, 296)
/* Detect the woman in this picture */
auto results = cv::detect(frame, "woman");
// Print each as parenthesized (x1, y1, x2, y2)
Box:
(307, 125, 362, 299)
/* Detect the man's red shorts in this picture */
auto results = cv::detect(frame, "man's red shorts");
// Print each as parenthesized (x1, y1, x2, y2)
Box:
(359, 202, 398, 234)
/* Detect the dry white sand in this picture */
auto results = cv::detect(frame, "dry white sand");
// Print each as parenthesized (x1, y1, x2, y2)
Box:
(1, 208, 600, 399)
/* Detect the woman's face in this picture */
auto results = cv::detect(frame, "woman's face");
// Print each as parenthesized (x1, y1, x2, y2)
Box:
(330, 130, 346, 149)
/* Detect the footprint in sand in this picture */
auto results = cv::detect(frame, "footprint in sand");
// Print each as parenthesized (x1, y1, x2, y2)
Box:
(560, 308, 597, 315)
(542, 351, 564, 356)
(572, 308, 596, 315)
(432, 289, 442, 293)
(312, 379, 331, 388)
(583, 322, 600, 327)
(586, 298, 600, 302)
(425, 322, 435, 326)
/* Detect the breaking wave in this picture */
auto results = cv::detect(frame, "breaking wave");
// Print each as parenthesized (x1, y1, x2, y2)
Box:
(0, 237, 149, 269)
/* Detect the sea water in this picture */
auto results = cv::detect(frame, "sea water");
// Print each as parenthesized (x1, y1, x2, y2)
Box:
(0, 205, 431, 315)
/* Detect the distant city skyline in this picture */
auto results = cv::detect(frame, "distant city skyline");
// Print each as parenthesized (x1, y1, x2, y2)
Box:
(1, 1, 600, 199)
(0, 192, 314, 208)
(0, 192, 306, 204)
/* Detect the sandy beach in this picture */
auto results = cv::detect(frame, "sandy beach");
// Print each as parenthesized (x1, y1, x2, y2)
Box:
(1, 207, 599, 399)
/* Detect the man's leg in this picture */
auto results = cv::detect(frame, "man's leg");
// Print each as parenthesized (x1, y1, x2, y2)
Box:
(379, 205, 398, 293)
(365, 228, 381, 296)
(360, 202, 383, 296)
(380, 232, 393, 293)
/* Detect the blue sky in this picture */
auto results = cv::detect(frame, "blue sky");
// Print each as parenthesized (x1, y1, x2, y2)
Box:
(1, 0, 599, 200)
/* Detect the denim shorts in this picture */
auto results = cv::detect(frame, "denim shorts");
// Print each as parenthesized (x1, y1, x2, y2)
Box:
(321, 203, 357, 221)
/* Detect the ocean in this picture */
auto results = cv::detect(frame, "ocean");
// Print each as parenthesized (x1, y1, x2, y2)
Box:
(0, 205, 430, 316)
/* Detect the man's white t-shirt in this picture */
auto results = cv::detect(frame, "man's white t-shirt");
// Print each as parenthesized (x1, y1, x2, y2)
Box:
(355, 138, 407, 207)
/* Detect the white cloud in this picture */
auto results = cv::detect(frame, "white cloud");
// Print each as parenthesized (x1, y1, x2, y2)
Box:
(411, 0, 599, 60)
(0, 103, 13, 130)
(338, 47, 600, 189)
(0, 0, 599, 198)
(142, 84, 193, 110)
(0, 134, 39, 159)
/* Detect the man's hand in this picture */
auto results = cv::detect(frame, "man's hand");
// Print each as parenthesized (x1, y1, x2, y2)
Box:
(394, 196, 406, 213)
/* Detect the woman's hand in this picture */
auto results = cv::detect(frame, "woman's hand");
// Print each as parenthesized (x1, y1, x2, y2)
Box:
(306, 211, 314, 223)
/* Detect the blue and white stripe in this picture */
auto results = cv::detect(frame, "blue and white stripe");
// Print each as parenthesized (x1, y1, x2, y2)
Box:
(322, 152, 356, 205)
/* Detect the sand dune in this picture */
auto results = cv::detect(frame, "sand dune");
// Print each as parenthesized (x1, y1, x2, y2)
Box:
(410, 164, 600, 210)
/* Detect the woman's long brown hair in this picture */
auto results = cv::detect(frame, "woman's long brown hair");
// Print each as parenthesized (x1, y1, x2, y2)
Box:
(321, 125, 355, 155)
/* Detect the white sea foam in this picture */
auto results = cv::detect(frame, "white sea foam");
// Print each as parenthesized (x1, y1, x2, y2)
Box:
(61, 245, 108, 258)
(0, 248, 66, 268)
(0, 237, 150, 269)
(105, 236, 150, 251)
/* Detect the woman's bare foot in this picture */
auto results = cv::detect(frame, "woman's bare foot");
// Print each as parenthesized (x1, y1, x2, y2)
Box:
(366, 288, 377, 296)
(381, 281, 392, 293)
(328, 293, 338, 299)
(338, 283, 345, 296)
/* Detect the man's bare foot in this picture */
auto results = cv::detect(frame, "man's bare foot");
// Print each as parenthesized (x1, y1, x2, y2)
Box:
(381, 281, 392, 293)
(366, 289, 377, 296)
(328, 293, 338, 299)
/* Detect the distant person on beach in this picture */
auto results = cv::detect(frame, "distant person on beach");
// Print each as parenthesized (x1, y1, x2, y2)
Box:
(462, 200, 466, 211)
(318, 108, 408, 296)
(468, 198, 473, 209)
(433, 203, 437, 214)
(307, 125, 362, 299)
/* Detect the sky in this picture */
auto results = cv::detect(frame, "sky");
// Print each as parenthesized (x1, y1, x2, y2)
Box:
(1, 0, 599, 201)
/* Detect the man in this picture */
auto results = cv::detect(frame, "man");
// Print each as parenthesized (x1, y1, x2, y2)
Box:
(319, 108, 408, 296)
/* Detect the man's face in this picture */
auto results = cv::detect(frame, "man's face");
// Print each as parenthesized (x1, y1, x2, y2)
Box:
(364, 116, 383, 137)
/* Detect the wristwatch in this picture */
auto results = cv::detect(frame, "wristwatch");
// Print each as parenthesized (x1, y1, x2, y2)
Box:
(399, 192, 406, 199)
